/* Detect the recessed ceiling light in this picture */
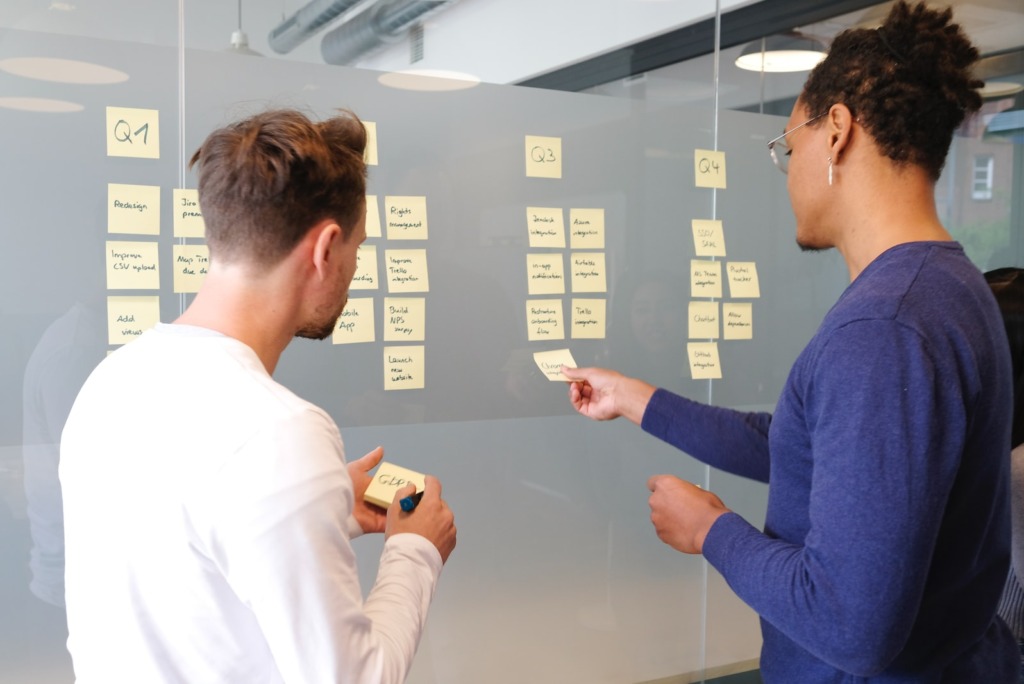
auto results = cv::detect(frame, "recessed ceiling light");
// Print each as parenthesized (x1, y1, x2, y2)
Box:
(0, 96, 83, 113)
(48, 2, 76, 11)
(378, 69, 481, 92)
(0, 57, 128, 85)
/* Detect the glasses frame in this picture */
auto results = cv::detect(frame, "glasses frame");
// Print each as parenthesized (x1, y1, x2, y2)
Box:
(767, 112, 827, 174)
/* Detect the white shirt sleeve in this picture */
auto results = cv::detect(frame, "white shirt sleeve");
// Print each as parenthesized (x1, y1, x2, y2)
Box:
(192, 407, 442, 684)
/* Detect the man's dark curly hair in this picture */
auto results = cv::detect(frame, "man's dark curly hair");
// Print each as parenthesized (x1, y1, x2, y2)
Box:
(800, 1, 983, 181)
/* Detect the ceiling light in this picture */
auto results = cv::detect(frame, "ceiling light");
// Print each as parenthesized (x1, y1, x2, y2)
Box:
(377, 69, 480, 92)
(0, 57, 128, 84)
(227, 29, 263, 56)
(0, 97, 83, 113)
(226, 0, 262, 56)
(979, 81, 1024, 99)
(735, 33, 828, 73)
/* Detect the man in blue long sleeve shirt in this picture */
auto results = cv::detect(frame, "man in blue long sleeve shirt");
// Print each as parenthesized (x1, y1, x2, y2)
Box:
(564, 3, 1017, 681)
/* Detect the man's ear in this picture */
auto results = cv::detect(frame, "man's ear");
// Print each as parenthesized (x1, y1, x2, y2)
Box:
(310, 220, 342, 281)
(827, 103, 854, 162)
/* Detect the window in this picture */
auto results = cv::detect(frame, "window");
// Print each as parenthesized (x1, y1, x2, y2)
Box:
(973, 154, 994, 200)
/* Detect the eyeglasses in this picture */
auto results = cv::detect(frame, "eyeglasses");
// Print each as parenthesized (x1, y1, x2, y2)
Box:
(767, 112, 826, 174)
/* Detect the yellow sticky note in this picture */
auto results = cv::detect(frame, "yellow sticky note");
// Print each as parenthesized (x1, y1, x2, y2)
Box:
(173, 188, 205, 238)
(569, 208, 605, 249)
(570, 252, 607, 293)
(333, 297, 375, 344)
(694, 149, 726, 189)
(723, 302, 753, 340)
(385, 249, 429, 293)
(526, 299, 564, 341)
(525, 135, 562, 178)
(691, 259, 722, 298)
(688, 301, 719, 339)
(366, 195, 382, 238)
(527, 253, 565, 295)
(364, 121, 378, 166)
(571, 298, 606, 339)
(107, 295, 160, 345)
(385, 195, 428, 240)
(106, 240, 160, 290)
(688, 342, 722, 379)
(526, 207, 565, 248)
(383, 297, 426, 342)
(692, 219, 726, 257)
(172, 244, 209, 293)
(108, 183, 160, 235)
(352, 245, 379, 290)
(727, 262, 761, 298)
(384, 345, 425, 390)
(364, 462, 425, 509)
(533, 348, 578, 381)
(106, 106, 160, 159)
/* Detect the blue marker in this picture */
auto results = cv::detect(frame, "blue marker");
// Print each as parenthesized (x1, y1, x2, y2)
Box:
(400, 490, 424, 512)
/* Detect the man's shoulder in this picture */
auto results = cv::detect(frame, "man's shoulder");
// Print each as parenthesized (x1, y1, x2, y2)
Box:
(831, 243, 982, 326)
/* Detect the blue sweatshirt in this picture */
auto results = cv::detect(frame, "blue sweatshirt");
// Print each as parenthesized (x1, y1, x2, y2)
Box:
(642, 242, 1017, 682)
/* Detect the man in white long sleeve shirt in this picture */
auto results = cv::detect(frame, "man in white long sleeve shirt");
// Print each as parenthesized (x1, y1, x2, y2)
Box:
(59, 108, 457, 683)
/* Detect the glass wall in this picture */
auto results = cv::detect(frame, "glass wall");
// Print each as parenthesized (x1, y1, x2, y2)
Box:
(0, 2, 1020, 683)
(583, 0, 1024, 272)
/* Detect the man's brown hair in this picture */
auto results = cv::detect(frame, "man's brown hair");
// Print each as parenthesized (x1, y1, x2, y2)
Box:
(189, 108, 367, 266)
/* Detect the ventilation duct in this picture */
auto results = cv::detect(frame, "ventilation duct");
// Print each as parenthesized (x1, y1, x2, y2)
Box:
(321, 0, 457, 66)
(268, 0, 371, 55)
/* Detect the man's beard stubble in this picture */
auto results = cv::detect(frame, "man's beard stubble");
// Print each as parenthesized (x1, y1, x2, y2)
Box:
(296, 295, 348, 341)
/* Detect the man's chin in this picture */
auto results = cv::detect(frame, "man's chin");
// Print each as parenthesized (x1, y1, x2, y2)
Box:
(796, 237, 829, 253)
(295, 324, 334, 341)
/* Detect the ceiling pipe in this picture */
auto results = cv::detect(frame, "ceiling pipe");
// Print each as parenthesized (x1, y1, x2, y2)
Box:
(320, 0, 458, 65)
(268, 0, 375, 55)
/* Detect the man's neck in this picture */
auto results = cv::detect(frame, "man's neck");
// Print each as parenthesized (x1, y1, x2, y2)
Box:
(834, 163, 950, 282)
(175, 263, 300, 375)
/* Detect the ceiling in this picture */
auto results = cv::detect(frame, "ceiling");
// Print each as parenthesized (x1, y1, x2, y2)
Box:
(584, 0, 1024, 110)
(0, 0, 1022, 112)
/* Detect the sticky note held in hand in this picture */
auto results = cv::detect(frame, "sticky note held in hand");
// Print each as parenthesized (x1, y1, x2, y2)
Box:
(364, 462, 427, 509)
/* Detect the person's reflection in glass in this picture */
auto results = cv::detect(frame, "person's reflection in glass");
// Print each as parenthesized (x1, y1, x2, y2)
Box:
(608, 270, 688, 392)
(18, 285, 105, 681)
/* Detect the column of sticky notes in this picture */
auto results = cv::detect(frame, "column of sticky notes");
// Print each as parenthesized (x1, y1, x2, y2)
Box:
(333, 122, 428, 391)
(524, 135, 607, 381)
(105, 106, 164, 347)
(690, 149, 760, 380)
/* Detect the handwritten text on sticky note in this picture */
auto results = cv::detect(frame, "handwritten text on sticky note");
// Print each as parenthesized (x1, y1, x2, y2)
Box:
(533, 348, 578, 381)
(107, 106, 159, 159)
(527, 299, 564, 341)
(692, 219, 726, 257)
(687, 342, 722, 379)
(333, 297, 375, 344)
(694, 149, 726, 189)
(526, 135, 562, 178)
(726, 261, 761, 298)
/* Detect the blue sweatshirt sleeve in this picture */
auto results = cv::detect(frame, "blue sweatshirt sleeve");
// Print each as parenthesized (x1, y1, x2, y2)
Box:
(641, 388, 773, 482)
(702, 319, 965, 676)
